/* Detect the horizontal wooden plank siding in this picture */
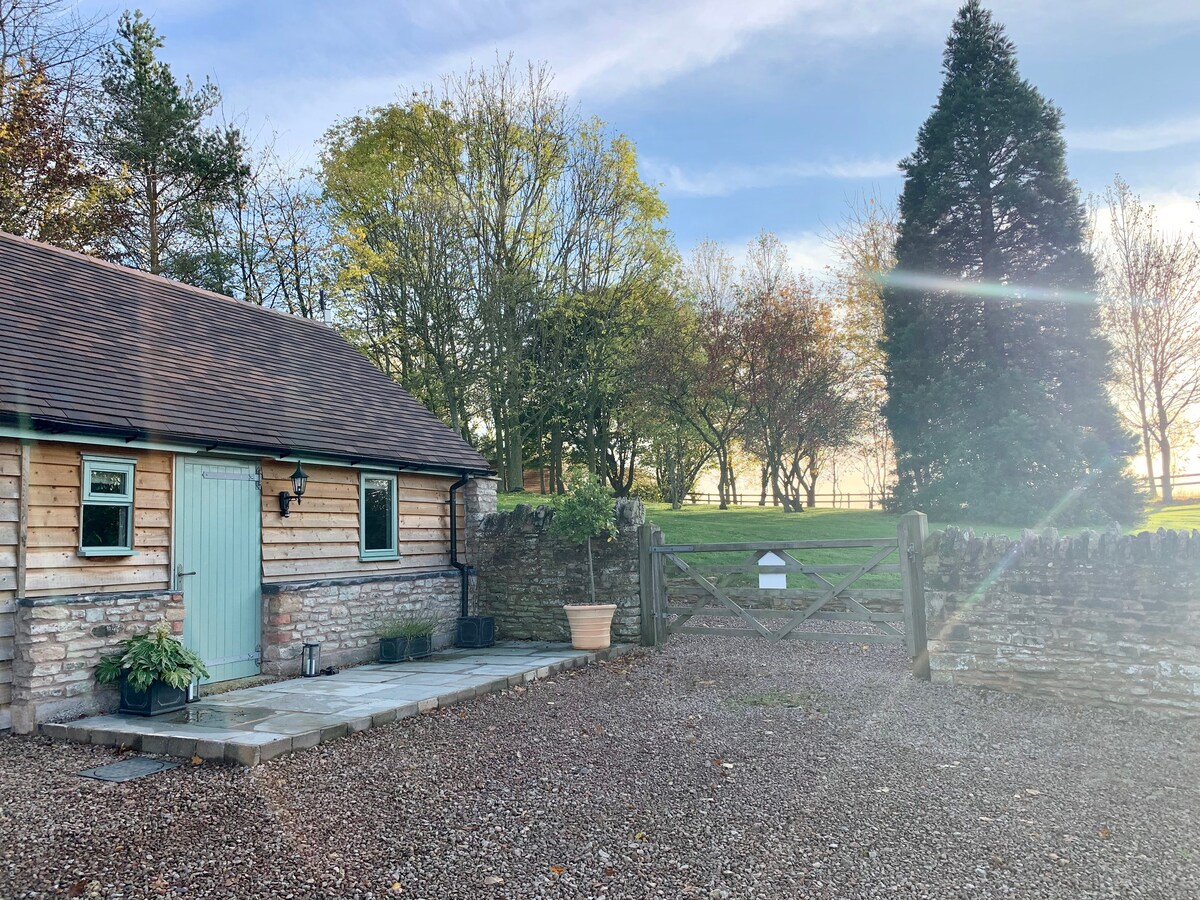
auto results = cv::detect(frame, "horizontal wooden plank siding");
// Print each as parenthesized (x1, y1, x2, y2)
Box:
(23, 442, 172, 597)
(0, 440, 16, 607)
(260, 462, 461, 583)
(0, 439, 20, 719)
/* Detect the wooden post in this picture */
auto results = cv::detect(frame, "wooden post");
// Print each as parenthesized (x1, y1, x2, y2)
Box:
(899, 511, 929, 681)
(638, 523, 658, 647)
(650, 525, 667, 645)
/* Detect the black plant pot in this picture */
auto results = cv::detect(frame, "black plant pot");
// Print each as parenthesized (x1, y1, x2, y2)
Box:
(407, 634, 433, 660)
(379, 636, 409, 663)
(379, 634, 434, 662)
(456, 615, 496, 649)
(118, 674, 187, 717)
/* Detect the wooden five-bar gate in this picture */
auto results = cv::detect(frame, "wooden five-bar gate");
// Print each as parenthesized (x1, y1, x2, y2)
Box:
(638, 511, 930, 679)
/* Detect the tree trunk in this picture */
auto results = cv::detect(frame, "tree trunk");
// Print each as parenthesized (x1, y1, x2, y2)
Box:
(1159, 411, 1173, 503)
(586, 536, 595, 605)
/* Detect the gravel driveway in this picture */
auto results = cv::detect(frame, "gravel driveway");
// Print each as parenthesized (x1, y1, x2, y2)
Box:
(1, 636, 1198, 899)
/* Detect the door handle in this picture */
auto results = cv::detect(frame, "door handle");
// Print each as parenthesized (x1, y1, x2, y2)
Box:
(177, 565, 197, 578)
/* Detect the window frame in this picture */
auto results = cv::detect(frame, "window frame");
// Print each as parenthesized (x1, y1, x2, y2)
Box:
(359, 472, 399, 561)
(78, 455, 137, 556)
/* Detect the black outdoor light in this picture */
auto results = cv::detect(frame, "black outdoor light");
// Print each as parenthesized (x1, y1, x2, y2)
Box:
(278, 461, 309, 517)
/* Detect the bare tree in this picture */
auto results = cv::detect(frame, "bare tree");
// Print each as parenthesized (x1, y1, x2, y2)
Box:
(1098, 176, 1200, 502)
(826, 190, 899, 504)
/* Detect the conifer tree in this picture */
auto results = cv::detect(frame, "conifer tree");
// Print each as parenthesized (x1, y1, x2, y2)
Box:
(882, 0, 1138, 524)
(96, 10, 246, 281)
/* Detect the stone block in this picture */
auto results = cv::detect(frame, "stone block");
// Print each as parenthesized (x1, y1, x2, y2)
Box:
(166, 737, 198, 760)
(225, 742, 261, 767)
(139, 734, 171, 756)
(291, 730, 321, 751)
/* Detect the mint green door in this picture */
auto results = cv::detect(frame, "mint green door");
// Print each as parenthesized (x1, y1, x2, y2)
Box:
(176, 458, 262, 683)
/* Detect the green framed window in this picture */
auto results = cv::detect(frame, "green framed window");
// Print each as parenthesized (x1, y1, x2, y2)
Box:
(79, 456, 136, 555)
(360, 473, 398, 560)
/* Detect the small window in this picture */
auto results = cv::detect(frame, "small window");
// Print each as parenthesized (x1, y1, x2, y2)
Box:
(360, 473, 398, 560)
(80, 457, 136, 555)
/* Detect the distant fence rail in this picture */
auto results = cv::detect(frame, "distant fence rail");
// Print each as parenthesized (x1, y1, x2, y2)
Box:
(1142, 473, 1200, 493)
(683, 491, 888, 510)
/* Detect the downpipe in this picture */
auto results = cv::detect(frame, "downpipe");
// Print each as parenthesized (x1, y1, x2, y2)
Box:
(449, 474, 471, 617)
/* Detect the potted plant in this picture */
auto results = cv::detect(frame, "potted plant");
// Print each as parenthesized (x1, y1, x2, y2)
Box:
(95, 623, 209, 717)
(378, 615, 438, 662)
(550, 472, 619, 650)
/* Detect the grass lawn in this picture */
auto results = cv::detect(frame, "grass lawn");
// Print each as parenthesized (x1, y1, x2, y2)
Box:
(496, 492, 1199, 542)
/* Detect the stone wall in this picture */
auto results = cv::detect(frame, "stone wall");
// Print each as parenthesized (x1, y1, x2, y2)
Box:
(473, 499, 644, 643)
(261, 571, 464, 674)
(10, 590, 184, 733)
(924, 526, 1200, 715)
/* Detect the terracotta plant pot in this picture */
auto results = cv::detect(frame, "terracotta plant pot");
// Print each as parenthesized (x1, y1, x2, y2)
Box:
(563, 604, 617, 650)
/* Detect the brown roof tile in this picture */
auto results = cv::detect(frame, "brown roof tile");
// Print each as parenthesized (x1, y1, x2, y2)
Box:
(0, 231, 491, 474)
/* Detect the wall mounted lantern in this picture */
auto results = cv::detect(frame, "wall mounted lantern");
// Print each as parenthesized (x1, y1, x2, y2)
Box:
(278, 461, 309, 517)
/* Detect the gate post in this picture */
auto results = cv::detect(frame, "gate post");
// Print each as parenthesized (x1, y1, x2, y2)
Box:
(899, 511, 929, 680)
(638, 523, 660, 647)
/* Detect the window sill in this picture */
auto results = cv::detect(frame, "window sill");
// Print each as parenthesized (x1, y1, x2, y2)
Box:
(360, 552, 401, 563)
(78, 548, 137, 558)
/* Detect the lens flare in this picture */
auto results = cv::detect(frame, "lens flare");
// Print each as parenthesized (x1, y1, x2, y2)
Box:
(874, 270, 1097, 305)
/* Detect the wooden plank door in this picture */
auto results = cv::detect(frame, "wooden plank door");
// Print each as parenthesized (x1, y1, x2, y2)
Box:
(177, 458, 261, 683)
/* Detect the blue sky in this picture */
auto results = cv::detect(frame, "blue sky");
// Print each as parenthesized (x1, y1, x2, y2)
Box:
(79, 0, 1200, 271)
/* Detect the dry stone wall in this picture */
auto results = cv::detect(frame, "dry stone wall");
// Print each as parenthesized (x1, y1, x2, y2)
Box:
(924, 526, 1200, 715)
(11, 590, 184, 732)
(473, 499, 645, 643)
(260, 571, 463, 673)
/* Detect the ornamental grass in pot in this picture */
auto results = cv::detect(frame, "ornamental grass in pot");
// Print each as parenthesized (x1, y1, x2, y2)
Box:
(550, 472, 618, 650)
(378, 614, 438, 663)
(95, 623, 209, 717)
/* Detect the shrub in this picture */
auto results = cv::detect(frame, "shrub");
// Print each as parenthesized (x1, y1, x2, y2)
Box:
(549, 472, 616, 604)
(378, 614, 438, 640)
(95, 623, 209, 692)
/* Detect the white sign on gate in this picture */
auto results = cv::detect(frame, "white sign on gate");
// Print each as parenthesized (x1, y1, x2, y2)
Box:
(758, 551, 787, 590)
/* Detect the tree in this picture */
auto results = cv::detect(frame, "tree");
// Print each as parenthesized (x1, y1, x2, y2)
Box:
(0, 60, 125, 250)
(548, 472, 617, 605)
(827, 192, 898, 504)
(881, 1, 1138, 525)
(96, 10, 247, 280)
(1097, 177, 1200, 502)
(666, 240, 747, 509)
(0, 0, 124, 252)
(740, 234, 861, 511)
(323, 60, 672, 485)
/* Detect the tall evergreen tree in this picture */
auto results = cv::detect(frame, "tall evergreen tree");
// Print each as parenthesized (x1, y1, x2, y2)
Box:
(882, 1, 1138, 525)
(96, 10, 246, 281)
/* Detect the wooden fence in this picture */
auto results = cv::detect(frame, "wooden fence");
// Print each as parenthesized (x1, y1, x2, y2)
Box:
(683, 490, 888, 510)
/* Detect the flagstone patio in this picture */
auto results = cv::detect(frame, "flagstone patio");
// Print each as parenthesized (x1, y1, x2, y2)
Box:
(42, 642, 631, 766)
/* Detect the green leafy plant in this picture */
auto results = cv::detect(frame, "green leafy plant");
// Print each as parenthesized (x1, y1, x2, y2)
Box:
(378, 614, 438, 640)
(95, 623, 209, 692)
(549, 472, 617, 604)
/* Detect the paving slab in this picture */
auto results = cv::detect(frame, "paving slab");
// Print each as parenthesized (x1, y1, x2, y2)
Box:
(42, 642, 635, 766)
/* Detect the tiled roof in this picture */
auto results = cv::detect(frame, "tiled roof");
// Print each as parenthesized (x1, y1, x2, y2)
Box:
(0, 231, 491, 474)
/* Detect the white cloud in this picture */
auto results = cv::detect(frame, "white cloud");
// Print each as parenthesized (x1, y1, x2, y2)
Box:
(725, 230, 836, 280)
(1070, 114, 1200, 153)
(198, 0, 953, 162)
(644, 156, 899, 197)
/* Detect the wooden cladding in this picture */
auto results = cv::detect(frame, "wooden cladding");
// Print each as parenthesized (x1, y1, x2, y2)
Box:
(260, 461, 459, 583)
(0, 439, 17, 603)
(24, 443, 173, 596)
(15, 442, 463, 595)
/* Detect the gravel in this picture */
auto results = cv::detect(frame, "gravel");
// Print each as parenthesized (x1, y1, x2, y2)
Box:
(1, 636, 1198, 899)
